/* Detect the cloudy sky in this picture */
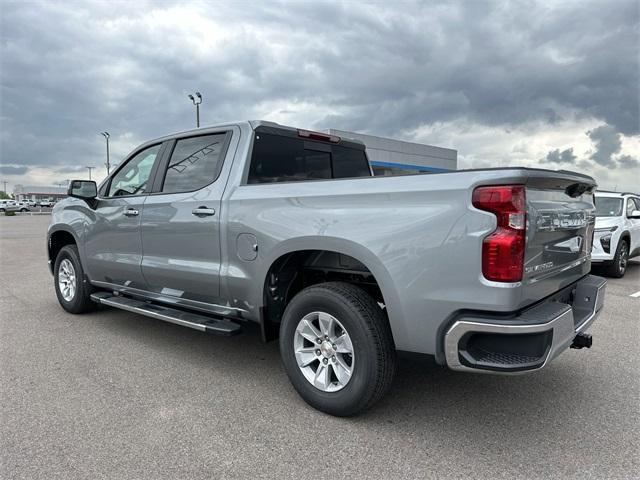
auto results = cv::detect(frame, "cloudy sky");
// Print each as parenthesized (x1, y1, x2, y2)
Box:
(1, 0, 638, 192)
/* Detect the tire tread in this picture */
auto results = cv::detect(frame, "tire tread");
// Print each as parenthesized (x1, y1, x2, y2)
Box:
(604, 239, 628, 278)
(54, 245, 96, 314)
(285, 281, 396, 415)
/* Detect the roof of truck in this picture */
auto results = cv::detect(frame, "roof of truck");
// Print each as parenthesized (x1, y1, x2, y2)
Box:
(136, 120, 366, 152)
(250, 121, 366, 149)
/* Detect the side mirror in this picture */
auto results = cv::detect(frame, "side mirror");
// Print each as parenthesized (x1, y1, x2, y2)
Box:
(67, 180, 97, 200)
(630, 210, 640, 219)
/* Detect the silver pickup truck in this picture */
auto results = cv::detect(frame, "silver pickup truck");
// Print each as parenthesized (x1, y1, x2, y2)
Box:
(48, 120, 606, 416)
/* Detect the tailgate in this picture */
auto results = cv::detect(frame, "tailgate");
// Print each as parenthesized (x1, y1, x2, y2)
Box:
(523, 171, 596, 302)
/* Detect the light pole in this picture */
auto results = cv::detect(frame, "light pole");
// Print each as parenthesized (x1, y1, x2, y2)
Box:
(1, 181, 7, 195)
(101, 132, 111, 174)
(188, 92, 203, 128)
(85, 166, 95, 180)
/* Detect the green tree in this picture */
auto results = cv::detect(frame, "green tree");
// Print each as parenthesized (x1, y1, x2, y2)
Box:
(0, 191, 11, 200)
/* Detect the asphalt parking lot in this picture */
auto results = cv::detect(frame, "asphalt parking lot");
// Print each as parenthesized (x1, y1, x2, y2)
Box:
(1, 215, 638, 479)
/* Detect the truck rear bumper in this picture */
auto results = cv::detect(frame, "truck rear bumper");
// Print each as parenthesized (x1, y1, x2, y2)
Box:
(444, 275, 606, 374)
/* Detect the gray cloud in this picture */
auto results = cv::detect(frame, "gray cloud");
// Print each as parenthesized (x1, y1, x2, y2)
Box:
(0, 165, 28, 175)
(545, 147, 577, 164)
(617, 155, 639, 168)
(0, 0, 638, 176)
(545, 127, 638, 170)
(587, 125, 622, 166)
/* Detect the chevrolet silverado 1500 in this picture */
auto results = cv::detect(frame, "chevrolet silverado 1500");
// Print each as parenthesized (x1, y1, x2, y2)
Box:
(48, 120, 606, 416)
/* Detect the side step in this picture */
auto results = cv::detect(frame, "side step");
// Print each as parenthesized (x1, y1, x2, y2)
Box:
(90, 292, 242, 336)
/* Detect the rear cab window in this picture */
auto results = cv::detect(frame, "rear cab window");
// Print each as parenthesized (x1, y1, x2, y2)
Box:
(248, 128, 371, 184)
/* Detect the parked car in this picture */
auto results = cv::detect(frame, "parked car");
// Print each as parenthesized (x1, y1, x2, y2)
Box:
(15, 201, 32, 212)
(0, 200, 17, 212)
(0, 199, 29, 213)
(23, 200, 37, 208)
(47, 120, 607, 416)
(591, 191, 640, 277)
(39, 200, 55, 208)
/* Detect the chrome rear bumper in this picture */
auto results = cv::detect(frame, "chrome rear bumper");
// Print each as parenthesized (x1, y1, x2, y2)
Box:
(444, 275, 606, 374)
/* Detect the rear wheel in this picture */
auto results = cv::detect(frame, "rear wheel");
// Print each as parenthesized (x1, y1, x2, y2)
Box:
(20, 208, 28, 212)
(605, 239, 628, 278)
(54, 245, 96, 313)
(279, 282, 396, 416)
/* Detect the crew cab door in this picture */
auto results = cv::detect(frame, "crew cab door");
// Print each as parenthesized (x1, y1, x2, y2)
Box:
(83, 142, 166, 289)
(139, 128, 237, 307)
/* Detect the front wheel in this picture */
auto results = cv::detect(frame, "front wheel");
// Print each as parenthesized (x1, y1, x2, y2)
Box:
(279, 282, 396, 416)
(54, 245, 96, 313)
(605, 239, 629, 278)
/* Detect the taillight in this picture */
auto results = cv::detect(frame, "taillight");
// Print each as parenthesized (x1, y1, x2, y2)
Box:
(472, 185, 526, 282)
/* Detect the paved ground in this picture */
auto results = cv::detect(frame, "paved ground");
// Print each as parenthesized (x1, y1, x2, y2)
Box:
(1, 215, 638, 479)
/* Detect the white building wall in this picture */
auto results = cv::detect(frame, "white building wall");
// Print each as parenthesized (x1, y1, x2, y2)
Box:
(326, 129, 457, 173)
(13, 184, 67, 202)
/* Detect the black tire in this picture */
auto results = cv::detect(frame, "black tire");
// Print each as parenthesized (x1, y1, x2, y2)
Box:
(53, 245, 96, 313)
(279, 282, 396, 416)
(20, 208, 28, 212)
(0, 208, 5, 213)
(604, 239, 629, 278)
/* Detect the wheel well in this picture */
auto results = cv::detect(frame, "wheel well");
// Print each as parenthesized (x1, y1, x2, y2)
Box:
(49, 230, 77, 265)
(617, 231, 631, 253)
(620, 231, 630, 244)
(262, 250, 385, 339)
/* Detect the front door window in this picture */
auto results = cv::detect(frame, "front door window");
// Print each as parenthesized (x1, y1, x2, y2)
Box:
(108, 144, 161, 197)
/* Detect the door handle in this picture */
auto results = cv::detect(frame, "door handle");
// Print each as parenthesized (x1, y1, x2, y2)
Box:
(192, 206, 216, 217)
(123, 208, 139, 217)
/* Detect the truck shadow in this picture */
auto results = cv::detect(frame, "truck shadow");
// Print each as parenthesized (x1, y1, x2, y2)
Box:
(86, 306, 611, 448)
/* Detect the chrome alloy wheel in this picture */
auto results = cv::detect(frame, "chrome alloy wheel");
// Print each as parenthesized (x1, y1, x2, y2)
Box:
(294, 311, 355, 392)
(58, 258, 77, 302)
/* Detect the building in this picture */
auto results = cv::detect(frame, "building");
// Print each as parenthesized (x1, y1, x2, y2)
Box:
(326, 129, 457, 175)
(13, 185, 67, 203)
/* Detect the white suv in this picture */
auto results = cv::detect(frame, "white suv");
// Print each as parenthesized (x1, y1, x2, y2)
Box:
(0, 199, 31, 213)
(0, 200, 18, 213)
(592, 191, 640, 277)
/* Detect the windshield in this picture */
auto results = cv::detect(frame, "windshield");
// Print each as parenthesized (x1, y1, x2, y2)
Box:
(595, 197, 623, 217)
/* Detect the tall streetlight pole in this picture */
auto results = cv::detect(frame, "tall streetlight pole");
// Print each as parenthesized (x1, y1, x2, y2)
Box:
(85, 166, 95, 180)
(101, 132, 111, 174)
(188, 92, 203, 128)
(1, 181, 7, 194)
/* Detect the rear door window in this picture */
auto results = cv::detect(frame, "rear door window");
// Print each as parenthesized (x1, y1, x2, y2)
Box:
(161, 133, 227, 193)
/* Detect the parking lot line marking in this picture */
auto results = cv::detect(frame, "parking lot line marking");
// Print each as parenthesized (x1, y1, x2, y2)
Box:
(630, 291, 640, 298)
